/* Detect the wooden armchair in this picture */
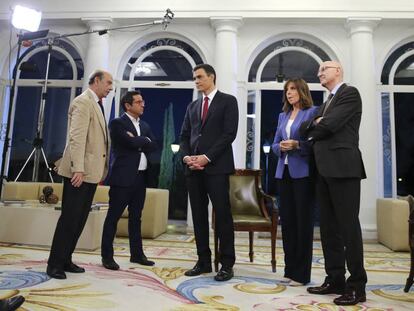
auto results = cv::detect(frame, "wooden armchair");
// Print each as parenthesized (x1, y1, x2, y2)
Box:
(213, 169, 279, 272)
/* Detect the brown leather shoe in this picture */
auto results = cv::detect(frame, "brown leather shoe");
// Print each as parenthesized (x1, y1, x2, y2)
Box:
(307, 282, 345, 295)
(334, 291, 366, 305)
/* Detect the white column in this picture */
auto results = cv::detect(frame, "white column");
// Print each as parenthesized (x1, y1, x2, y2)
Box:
(81, 18, 112, 90)
(210, 17, 245, 168)
(346, 18, 381, 239)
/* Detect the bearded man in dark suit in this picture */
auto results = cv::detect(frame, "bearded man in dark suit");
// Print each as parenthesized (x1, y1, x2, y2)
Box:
(180, 64, 239, 281)
(301, 61, 367, 306)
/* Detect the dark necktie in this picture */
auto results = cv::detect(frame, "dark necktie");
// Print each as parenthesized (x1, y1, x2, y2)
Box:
(98, 100, 105, 119)
(201, 97, 209, 124)
(322, 93, 334, 116)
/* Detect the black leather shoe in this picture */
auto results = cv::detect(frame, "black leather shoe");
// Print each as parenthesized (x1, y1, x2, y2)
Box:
(334, 291, 366, 306)
(214, 267, 234, 281)
(307, 282, 345, 295)
(0, 295, 25, 311)
(63, 262, 85, 273)
(130, 255, 155, 266)
(102, 258, 120, 270)
(184, 263, 212, 276)
(46, 265, 67, 279)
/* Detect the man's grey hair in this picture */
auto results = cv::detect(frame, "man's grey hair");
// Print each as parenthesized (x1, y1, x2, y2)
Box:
(88, 69, 106, 85)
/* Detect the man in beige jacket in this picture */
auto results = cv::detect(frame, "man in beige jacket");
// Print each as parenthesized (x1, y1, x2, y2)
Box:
(46, 69, 112, 279)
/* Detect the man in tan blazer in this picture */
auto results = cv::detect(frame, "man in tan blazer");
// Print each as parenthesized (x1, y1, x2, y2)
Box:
(46, 69, 112, 279)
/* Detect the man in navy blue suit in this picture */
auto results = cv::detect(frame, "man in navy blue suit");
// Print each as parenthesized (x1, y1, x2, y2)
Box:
(101, 90, 157, 270)
(180, 64, 239, 281)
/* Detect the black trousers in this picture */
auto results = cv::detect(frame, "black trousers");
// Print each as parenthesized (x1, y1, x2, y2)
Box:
(317, 173, 367, 293)
(101, 172, 147, 259)
(186, 171, 235, 268)
(278, 166, 315, 284)
(48, 178, 97, 268)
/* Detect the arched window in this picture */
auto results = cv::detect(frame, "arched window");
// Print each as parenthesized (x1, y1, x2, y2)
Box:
(380, 41, 414, 197)
(4, 38, 83, 181)
(118, 37, 203, 220)
(123, 38, 202, 81)
(246, 38, 330, 194)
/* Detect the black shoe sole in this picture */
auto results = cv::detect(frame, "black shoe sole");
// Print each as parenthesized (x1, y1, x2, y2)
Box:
(46, 271, 67, 279)
(334, 296, 366, 305)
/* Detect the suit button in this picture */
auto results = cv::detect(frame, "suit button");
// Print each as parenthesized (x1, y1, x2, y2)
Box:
(199, 134, 202, 137)
(103, 155, 106, 157)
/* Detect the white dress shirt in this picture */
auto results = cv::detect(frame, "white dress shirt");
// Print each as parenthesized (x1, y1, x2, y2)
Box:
(125, 112, 148, 171)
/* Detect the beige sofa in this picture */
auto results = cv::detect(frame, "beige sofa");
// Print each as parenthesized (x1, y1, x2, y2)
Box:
(116, 188, 169, 239)
(377, 198, 409, 251)
(0, 182, 169, 250)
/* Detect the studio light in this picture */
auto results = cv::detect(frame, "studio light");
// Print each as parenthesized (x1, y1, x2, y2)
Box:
(12, 5, 42, 32)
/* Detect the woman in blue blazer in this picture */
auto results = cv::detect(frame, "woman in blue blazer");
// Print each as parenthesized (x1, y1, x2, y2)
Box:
(272, 78, 318, 285)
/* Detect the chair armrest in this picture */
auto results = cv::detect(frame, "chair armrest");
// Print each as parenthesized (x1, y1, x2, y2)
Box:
(259, 189, 278, 215)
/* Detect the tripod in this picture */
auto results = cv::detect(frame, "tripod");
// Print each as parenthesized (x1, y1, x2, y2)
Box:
(15, 39, 54, 182)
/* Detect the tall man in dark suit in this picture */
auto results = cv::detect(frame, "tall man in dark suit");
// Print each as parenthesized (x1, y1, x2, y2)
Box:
(101, 91, 157, 270)
(47, 69, 112, 279)
(180, 64, 239, 282)
(301, 61, 367, 306)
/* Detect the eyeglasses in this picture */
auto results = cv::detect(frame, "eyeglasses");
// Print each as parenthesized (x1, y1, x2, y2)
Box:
(133, 100, 145, 105)
(318, 66, 339, 73)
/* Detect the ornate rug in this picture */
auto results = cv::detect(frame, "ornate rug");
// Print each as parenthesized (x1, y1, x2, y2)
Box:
(0, 233, 413, 310)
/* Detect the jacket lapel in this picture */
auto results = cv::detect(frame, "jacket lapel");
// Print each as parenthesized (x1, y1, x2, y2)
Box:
(87, 90, 108, 141)
(201, 91, 220, 127)
(122, 113, 138, 136)
(324, 83, 347, 114)
(194, 98, 202, 125)
(290, 109, 306, 138)
(280, 112, 290, 140)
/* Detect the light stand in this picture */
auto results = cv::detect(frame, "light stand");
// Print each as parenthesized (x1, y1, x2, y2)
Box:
(0, 29, 49, 193)
(15, 37, 55, 182)
(5, 9, 174, 185)
(262, 143, 270, 193)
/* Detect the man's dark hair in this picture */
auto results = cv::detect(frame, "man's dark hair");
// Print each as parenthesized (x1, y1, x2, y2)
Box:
(88, 70, 106, 85)
(193, 63, 216, 84)
(120, 90, 141, 111)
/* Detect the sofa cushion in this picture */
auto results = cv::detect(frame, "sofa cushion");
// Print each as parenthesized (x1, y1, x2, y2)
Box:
(117, 188, 169, 238)
(377, 198, 409, 251)
(1, 182, 40, 201)
(93, 185, 109, 203)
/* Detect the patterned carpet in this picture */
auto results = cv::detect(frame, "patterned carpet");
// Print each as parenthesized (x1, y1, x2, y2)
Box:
(0, 231, 413, 310)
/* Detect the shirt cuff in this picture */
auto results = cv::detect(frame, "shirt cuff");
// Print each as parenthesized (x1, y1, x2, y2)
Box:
(202, 154, 211, 162)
